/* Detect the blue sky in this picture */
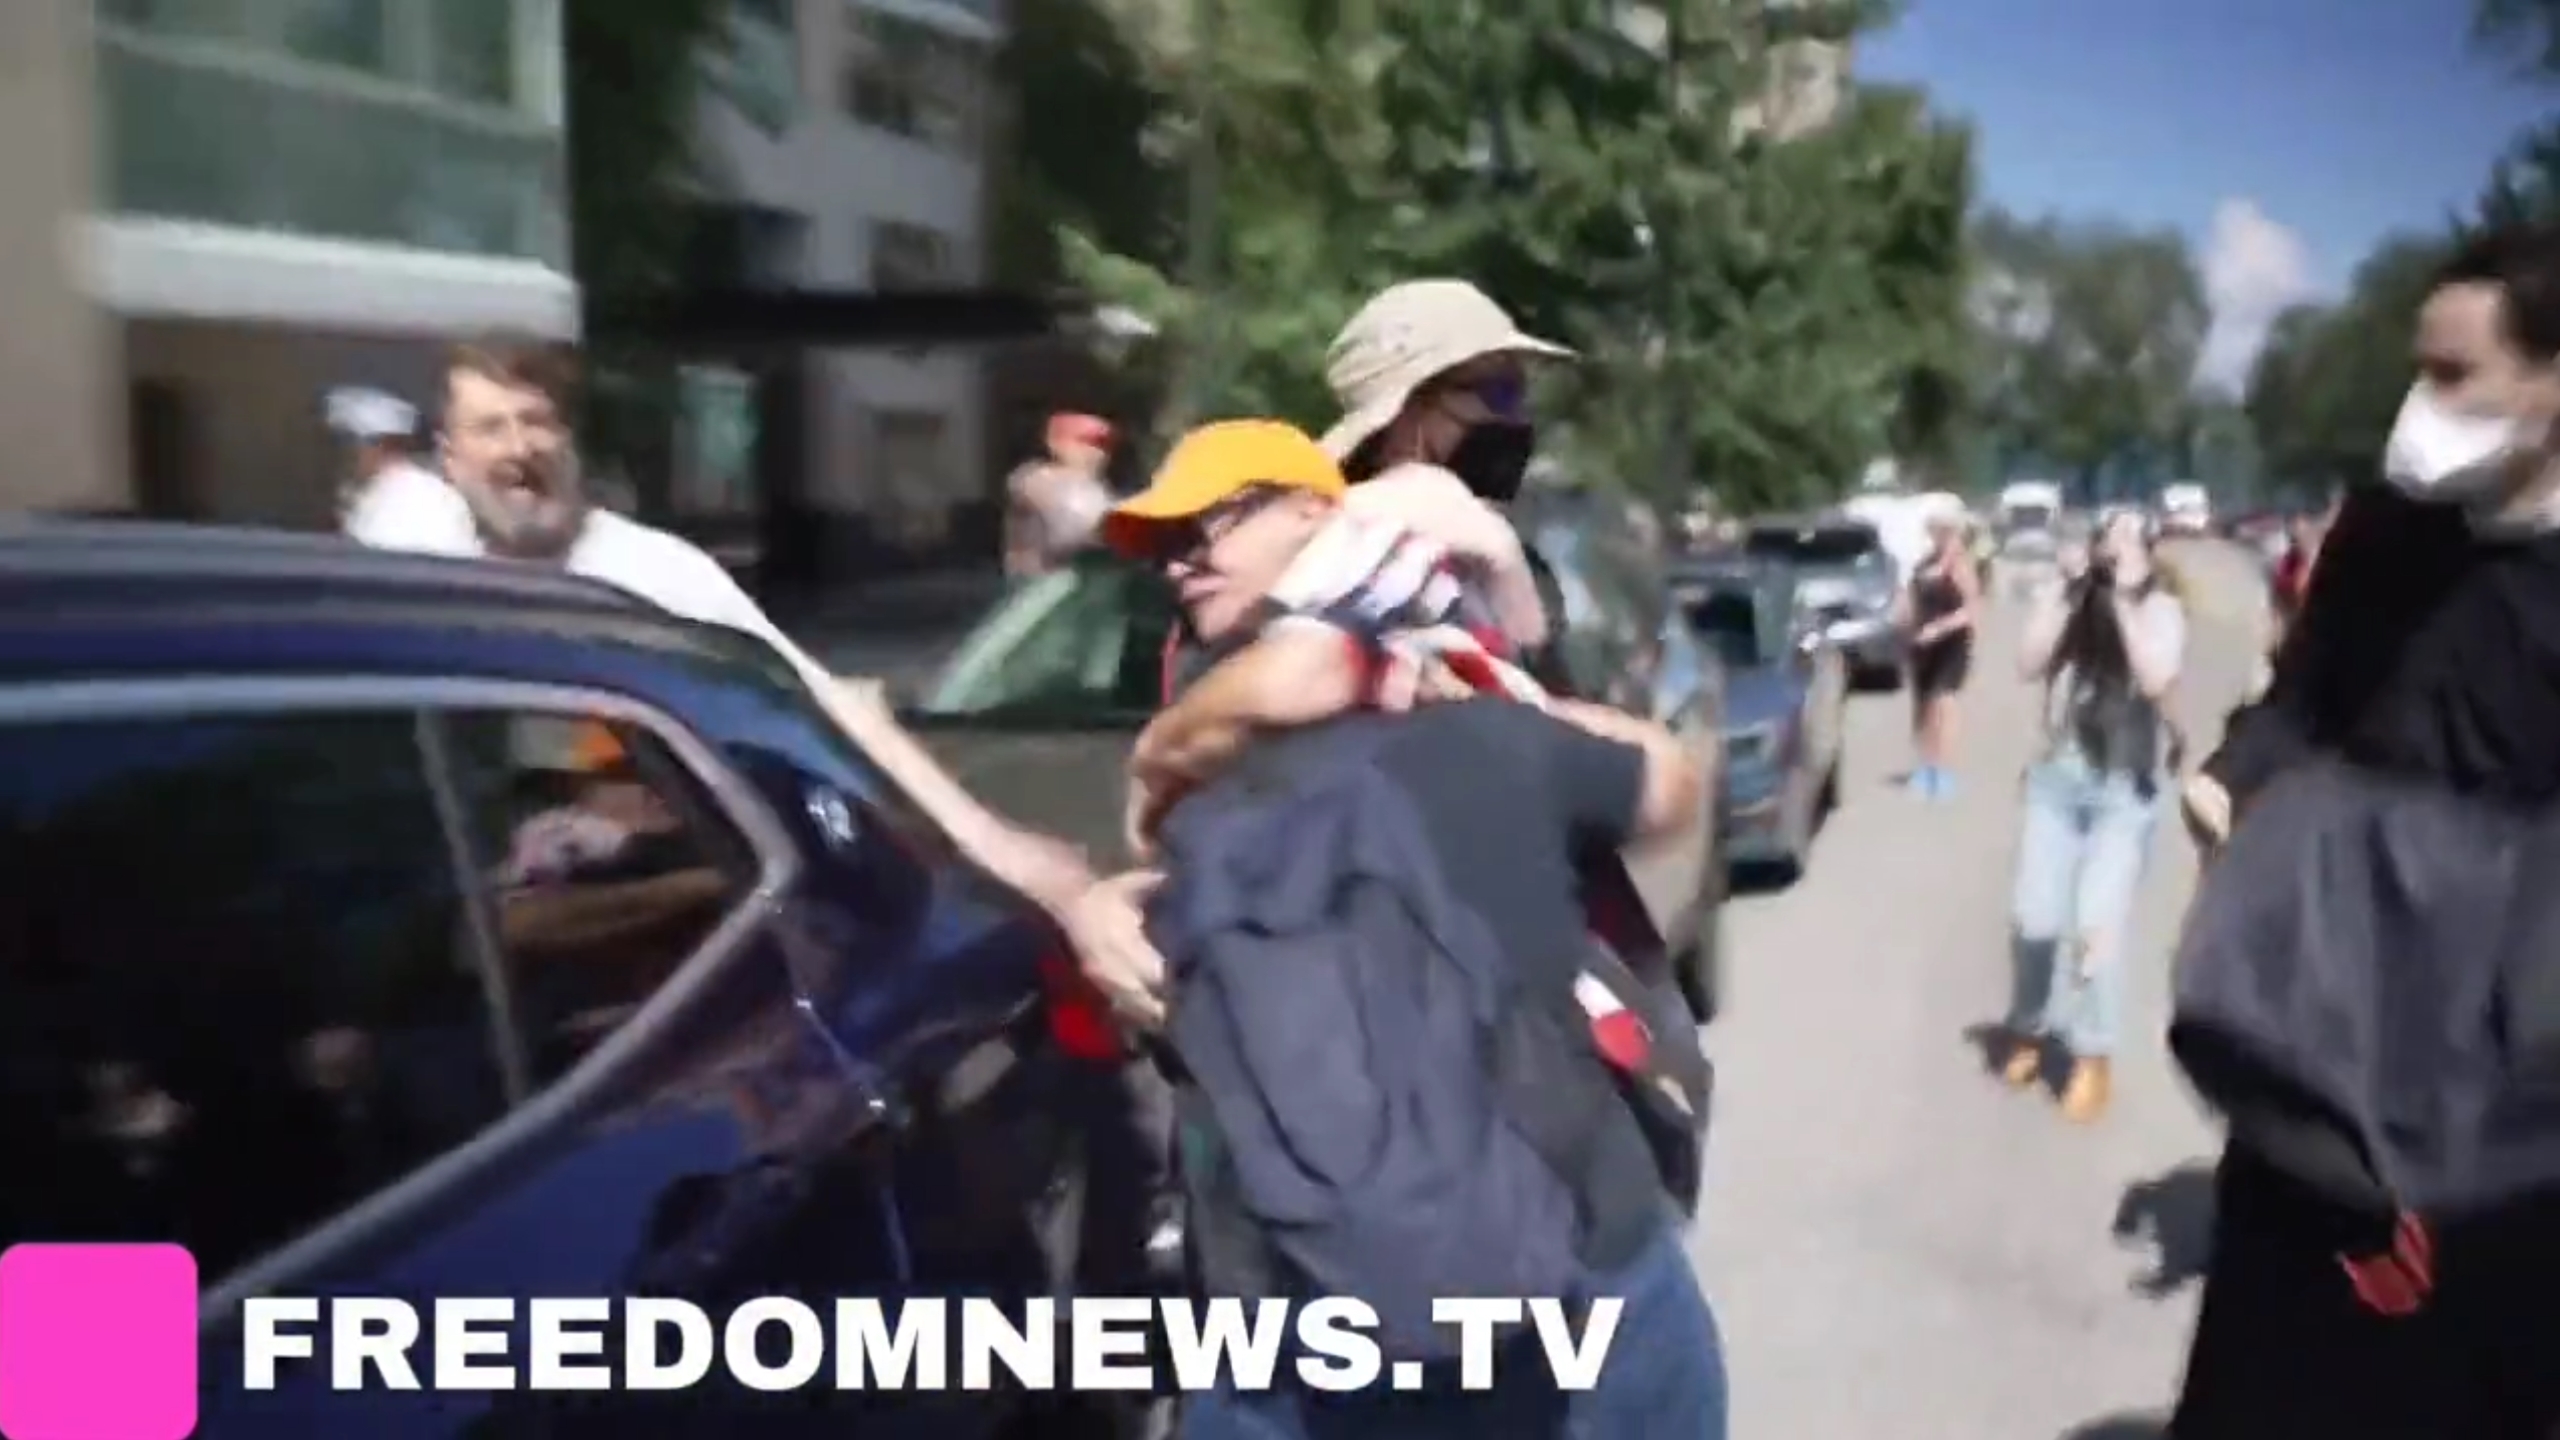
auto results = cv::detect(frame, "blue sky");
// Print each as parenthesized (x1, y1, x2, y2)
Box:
(1861, 0, 2556, 385)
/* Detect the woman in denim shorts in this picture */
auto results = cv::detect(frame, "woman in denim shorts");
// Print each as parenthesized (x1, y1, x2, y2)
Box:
(1995, 509, 2188, 1123)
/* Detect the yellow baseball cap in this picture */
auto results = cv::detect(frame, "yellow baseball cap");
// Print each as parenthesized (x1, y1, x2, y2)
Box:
(1104, 419, 1347, 557)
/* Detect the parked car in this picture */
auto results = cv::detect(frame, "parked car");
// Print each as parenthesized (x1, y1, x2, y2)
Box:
(0, 522, 1133, 1439)
(1670, 557, 1846, 881)
(909, 492, 1731, 1022)
(1742, 515, 1903, 689)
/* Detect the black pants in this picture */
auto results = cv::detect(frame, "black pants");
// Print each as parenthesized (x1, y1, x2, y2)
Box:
(2171, 1143, 2560, 1439)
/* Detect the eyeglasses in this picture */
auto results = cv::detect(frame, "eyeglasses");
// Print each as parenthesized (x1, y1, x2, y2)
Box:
(1164, 486, 1284, 566)
(1433, 372, 1528, 424)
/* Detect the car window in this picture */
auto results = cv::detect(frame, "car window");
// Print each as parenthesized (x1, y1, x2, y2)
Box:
(1744, 525, 1879, 566)
(442, 711, 759, 1088)
(0, 712, 511, 1281)
(1682, 588, 1772, 669)
(922, 563, 1176, 720)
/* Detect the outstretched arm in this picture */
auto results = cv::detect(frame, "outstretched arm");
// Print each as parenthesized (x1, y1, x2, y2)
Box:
(1131, 624, 1369, 793)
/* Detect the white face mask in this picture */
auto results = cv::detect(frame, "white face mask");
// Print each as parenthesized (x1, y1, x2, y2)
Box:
(2382, 383, 2531, 500)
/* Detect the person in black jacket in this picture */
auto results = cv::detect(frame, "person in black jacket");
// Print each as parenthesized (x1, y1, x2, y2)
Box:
(2168, 219, 2560, 1438)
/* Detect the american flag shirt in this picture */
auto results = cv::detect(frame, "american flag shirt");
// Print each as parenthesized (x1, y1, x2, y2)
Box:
(1256, 508, 1548, 705)
(1233, 510, 1669, 1079)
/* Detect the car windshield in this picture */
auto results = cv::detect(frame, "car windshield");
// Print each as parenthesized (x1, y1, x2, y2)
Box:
(1744, 525, 1877, 567)
(1680, 585, 1777, 669)
(917, 559, 1177, 721)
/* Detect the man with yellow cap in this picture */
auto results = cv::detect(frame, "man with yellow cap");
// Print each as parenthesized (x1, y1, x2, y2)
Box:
(1069, 418, 1726, 1440)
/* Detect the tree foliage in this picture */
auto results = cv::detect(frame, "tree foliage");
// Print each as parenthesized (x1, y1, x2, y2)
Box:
(1000, 0, 1977, 512)
(565, 0, 730, 315)
(2236, 0, 2560, 496)
(563, 0, 733, 481)
(2242, 236, 2448, 494)
(1967, 210, 2209, 495)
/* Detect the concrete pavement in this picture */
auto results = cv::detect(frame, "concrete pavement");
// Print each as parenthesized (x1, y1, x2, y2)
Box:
(1690, 545, 2265, 1440)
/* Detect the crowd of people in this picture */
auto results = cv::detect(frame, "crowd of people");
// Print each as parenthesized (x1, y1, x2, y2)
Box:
(302, 213, 2560, 1438)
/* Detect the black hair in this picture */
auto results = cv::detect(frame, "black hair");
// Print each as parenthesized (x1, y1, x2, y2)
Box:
(2436, 219, 2560, 361)
(2048, 570, 2162, 785)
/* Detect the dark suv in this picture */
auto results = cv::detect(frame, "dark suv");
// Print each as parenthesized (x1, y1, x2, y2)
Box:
(0, 522, 1132, 1438)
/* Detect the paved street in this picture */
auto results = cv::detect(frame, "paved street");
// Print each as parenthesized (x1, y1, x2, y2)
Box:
(806, 543, 2277, 1438)
(1691, 544, 2262, 1440)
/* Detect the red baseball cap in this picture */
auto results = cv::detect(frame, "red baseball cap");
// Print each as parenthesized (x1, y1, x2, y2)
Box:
(1048, 413, 1113, 451)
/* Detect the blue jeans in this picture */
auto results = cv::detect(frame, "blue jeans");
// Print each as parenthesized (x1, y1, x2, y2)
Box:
(1178, 1226, 1726, 1440)
(2008, 752, 2161, 1058)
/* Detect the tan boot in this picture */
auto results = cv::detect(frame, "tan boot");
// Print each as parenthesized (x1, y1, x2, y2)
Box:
(2001, 1035, 2043, 1089)
(2061, 1057, 2112, 1123)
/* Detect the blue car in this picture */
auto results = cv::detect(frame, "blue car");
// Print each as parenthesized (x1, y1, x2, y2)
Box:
(1672, 559, 1846, 881)
(0, 522, 1143, 1438)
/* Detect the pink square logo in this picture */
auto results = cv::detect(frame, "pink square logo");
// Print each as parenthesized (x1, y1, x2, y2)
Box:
(0, 1244, 199, 1440)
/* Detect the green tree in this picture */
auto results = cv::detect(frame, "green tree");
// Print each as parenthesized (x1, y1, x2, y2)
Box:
(2243, 234, 2447, 493)
(1005, 0, 1973, 514)
(567, 0, 730, 314)
(1968, 210, 2208, 495)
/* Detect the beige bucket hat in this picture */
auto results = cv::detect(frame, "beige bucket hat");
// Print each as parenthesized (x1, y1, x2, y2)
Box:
(1318, 280, 1574, 460)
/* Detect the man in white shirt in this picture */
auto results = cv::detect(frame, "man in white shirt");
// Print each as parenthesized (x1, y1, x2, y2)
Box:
(348, 335, 1093, 917)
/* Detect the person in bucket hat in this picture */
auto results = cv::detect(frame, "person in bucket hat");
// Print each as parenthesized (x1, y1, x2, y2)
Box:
(1321, 279, 1573, 501)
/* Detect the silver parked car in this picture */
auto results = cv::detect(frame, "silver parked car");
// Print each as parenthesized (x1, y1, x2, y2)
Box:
(1742, 516, 1903, 690)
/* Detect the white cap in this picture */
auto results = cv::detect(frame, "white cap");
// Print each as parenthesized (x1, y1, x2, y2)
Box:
(324, 386, 419, 442)
(1319, 280, 1572, 459)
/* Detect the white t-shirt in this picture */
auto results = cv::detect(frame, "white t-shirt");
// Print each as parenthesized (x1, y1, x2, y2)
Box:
(342, 472, 835, 694)
(344, 461, 477, 553)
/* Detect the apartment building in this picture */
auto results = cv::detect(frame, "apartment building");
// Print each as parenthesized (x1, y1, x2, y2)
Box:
(3, 0, 574, 523)
(687, 0, 1001, 575)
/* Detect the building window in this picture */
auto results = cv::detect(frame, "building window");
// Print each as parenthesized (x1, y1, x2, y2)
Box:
(275, 0, 390, 74)
(841, 11, 982, 152)
(101, 0, 256, 40)
(428, 0, 517, 106)
(691, 203, 809, 288)
(872, 409, 955, 547)
(869, 221, 953, 290)
(672, 366, 762, 519)
(710, 0, 799, 135)
(95, 0, 566, 264)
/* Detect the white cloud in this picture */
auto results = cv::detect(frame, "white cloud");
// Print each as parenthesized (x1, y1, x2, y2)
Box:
(2196, 198, 2318, 393)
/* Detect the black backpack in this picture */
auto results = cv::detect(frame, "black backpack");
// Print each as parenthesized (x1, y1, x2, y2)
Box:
(1148, 719, 1671, 1360)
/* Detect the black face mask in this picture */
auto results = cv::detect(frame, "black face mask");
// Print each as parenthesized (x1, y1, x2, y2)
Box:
(1448, 421, 1536, 502)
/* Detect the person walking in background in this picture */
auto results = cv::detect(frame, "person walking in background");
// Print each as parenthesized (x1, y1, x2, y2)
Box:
(326, 386, 441, 536)
(1995, 508, 2186, 1124)
(1895, 506, 1981, 798)
(1003, 412, 1116, 579)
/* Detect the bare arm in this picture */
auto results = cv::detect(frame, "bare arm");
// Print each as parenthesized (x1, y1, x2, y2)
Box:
(2118, 593, 2185, 700)
(1544, 697, 1705, 842)
(1130, 624, 1366, 792)
(2016, 581, 2070, 679)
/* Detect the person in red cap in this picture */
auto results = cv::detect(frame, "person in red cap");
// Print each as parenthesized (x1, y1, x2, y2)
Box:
(1003, 412, 1116, 578)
